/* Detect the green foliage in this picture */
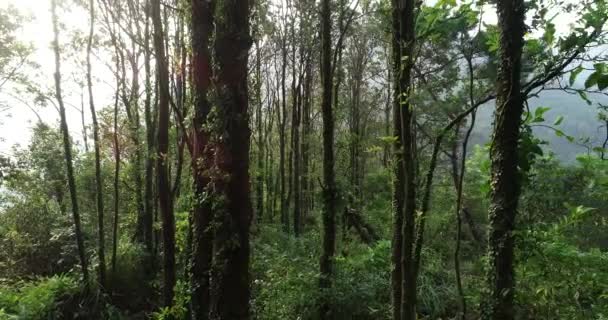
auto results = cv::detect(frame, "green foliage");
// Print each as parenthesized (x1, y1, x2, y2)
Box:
(0, 275, 81, 319)
(516, 204, 608, 319)
(152, 280, 190, 320)
(251, 223, 459, 319)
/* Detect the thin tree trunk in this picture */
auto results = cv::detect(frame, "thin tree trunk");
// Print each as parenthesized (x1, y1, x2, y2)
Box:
(319, 0, 337, 317)
(86, 0, 106, 288)
(152, 0, 175, 307)
(601, 120, 608, 160)
(279, 40, 288, 233)
(383, 47, 391, 168)
(111, 69, 120, 274)
(143, 0, 156, 272)
(51, 0, 89, 290)
(391, 0, 417, 318)
(292, 49, 302, 237)
(208, 1, 252, 318)
(485, 0, 526, 319)
(80, 89, 89, 153)
(390, 2, 403, 318)
(255, 38, 264, 223)
(301, 54, 313, 221)
(452, 51, 479, 320)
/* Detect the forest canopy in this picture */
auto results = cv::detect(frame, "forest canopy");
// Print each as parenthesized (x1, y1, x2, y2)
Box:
(0, 0, 607, 319)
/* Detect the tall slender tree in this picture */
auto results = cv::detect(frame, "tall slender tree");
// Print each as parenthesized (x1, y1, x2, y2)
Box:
(485, 0, 526, 319)
(143, 0, 156, 267)
(111, 64, 121, 274)
(51, 0, 89, 290)
(86, 0, 106, 288)
(151, 0, 175, 307)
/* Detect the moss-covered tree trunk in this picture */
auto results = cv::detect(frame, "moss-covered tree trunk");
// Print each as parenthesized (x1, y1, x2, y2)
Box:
(190, 0, 215, 318)
(391, 0, 417, 318)
(208, 0, 252, 319)
(484, 0, 526, 319)
(319, 0, 337, 317)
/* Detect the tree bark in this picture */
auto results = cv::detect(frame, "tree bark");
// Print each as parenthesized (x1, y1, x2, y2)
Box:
(484, 0, 526, 319)
(255, 37, 264, 223)
(319, 0, 337, 317)
(190, 0, 214, 317)
(279, 36, 289, 233)
(51, 0, 89, 290)
(301, 54, 313, 220)
(391, 0, 417, 319)
(208, 1, 252, 319)
(152, 0, 176, 307)
(111, 66, 120, 274)
(143, 0, 156, 272)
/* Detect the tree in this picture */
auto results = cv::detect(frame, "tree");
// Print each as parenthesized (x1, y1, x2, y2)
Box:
(207, 0, 253, 319)
(390, 0, 417, 318)
(51, 0, 89, 290)
(151, 0, 175, 307)
(319, 0, 337, 317)
(190, 0, 214, 317)
(484, 0, 526, 319)
(85, 0, 106, 288)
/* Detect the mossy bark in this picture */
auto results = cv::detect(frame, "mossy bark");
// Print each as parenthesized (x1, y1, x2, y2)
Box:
(484, 0, 526, 319)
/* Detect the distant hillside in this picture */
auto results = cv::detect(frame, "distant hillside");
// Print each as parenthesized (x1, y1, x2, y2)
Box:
(471, 90, 607, 163)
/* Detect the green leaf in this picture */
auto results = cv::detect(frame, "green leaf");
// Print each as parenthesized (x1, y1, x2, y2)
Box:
(569, 66, 583, 86)
(534, 106, 551, 121)
(486, 27, 500, 53)
(578, 90, 592, 105)
(553, 115, 564, 126)
(594, 63, 606, 73)
(598, 75, 608, 91)
(585, 71, 600, 89)
(543, 23, 556, 45)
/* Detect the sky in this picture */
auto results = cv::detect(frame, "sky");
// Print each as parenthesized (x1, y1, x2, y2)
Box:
(0, 0, 114, 157)
(0, 0, 597, 159)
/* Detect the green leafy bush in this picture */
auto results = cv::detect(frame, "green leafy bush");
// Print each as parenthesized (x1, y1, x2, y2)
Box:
(0, 274, 81, 319)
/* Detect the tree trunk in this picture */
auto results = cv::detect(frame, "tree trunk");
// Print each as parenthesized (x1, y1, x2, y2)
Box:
(485, 0, 526, 319)
(301, 55, 313, 221)
(383, 47, 391, 168)
(255, 38, 264, 223)
(111, 68, 120, 274)
(279, 39, 289, 233)
(319, 0, 337, 317)
(208, 1, 252, 319)
(86, 0, 106, 288)
(291, 44, 302, 237)
(152, 0, 175, 307)
(391, 0, 417, 318)
(190, 0, 214, 317)
(390, 2, 403, 319)
(51, 0, 89, 290)
(80, 89, 89, 153)
(143, 0, 156, 273)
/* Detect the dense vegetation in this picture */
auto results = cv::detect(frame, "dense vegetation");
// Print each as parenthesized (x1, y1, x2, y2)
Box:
(0, 0, 607, 319)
